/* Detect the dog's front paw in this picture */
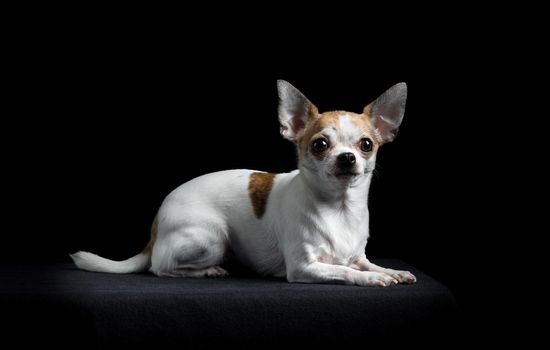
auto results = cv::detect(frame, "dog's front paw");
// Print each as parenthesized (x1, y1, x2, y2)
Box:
(364, 272, 399, 287)
(387, 270, 417, 284)
(206, 266, 229, 277)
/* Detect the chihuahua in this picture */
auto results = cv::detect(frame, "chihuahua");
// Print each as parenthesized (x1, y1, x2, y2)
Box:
(71, 80, 416, 287)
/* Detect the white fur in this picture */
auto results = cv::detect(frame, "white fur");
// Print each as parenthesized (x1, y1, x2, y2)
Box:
(338, 114, 363, 144)
(71, 81, 416, 287)
(70, 251, 150, 274)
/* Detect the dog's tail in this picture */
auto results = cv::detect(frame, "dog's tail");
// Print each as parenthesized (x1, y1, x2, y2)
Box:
(70, 216, 158, 274)
(70, 251, 151, 274)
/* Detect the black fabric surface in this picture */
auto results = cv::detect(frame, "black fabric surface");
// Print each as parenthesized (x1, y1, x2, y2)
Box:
(1, 260, 462, 349)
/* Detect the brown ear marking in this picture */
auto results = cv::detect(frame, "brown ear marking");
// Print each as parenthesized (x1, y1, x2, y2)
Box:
(248, 172, 275, 218)
(142, 214, 158, 255)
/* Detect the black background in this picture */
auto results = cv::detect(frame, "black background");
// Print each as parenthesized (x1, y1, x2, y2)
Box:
(4, 6, 540, 345)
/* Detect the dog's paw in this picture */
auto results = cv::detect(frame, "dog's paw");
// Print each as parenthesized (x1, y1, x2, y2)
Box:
(165, 266, 229, 278)
(363, 272, 399, 287)
(206, 266, 229, 277)
(387, 270, 417, 284)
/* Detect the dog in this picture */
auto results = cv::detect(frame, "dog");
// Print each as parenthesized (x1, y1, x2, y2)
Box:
(71, 80, 416, 287)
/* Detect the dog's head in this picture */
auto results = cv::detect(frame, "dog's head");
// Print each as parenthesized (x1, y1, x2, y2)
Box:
(277, 80, 407, 187)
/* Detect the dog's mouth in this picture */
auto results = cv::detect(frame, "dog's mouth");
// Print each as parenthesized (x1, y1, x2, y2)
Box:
(332, 167, 374, 179)
(333, 170, 360, 178)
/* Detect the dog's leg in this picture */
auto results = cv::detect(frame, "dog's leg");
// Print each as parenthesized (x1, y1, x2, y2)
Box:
(158, 266, 228, 278)
(288, 262, 399, 287)
(151, 226, 228, 278)
(353, 257, 416, 284)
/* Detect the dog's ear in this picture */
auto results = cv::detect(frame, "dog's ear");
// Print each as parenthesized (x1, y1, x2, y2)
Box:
(277, 80, 318, 142)
(364, 83, 407, 143)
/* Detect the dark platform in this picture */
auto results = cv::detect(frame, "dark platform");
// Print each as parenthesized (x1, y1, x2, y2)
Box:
(1, 260, 462, 349)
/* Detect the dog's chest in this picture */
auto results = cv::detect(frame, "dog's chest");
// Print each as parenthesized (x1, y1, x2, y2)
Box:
(309, 206, 369, 263)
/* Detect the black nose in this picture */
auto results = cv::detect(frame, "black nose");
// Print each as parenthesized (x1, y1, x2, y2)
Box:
(337, 152, 356, 167)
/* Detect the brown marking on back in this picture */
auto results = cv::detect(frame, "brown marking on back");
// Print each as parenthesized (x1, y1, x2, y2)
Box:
(248, 172, 275, 218)
(142, 214, 158, 255)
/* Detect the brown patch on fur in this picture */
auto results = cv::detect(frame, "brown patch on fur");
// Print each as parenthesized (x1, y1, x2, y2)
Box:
(248, 172, 275, 218)
(363, 103, 373, 117)
(363, 104, 384, 144)
(351, 112, 383, 146)
(297, 111, 341, 153)
(142, 214, 158, 255)
(297, 111, 382, 153)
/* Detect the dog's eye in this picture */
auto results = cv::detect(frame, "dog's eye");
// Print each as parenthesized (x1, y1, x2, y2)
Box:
(360, 138, 373, 152)
(312, 138, 329, 153)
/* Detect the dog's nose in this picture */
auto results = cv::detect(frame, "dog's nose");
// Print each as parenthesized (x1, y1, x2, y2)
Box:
(337, 152, 356, 167)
